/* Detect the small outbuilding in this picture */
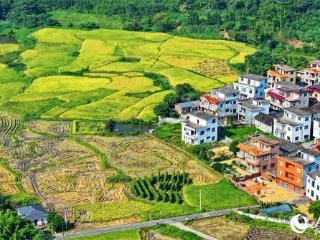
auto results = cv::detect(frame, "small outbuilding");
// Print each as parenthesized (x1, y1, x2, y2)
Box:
(17, 204, 48, 227)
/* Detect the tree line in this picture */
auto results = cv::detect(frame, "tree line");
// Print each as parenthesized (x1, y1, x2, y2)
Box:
(130, 171, 192, 204)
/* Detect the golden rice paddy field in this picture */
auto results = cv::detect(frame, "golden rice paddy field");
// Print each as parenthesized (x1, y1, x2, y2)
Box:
(0, 28, 255, 122)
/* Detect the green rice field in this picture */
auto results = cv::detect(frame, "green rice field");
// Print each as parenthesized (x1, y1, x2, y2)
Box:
(0, 27, 255, 122)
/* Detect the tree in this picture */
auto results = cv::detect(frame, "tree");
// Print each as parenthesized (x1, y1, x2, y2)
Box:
(308, 201, 320, 219)
(47, 211, 65, 232)
(229, 140, 240, 154)
(154, 103, 170, 117)
(163, 94, 179, 107)
(6, 0, 51, 28)
(245, 51, 274, 75)
(0, 210, 43, 239)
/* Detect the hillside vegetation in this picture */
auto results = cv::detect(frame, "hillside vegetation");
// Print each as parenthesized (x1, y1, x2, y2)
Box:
(0, 28, 255, 122)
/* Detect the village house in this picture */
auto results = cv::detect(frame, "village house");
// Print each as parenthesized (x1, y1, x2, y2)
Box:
(267, 64, 296, 89)
(233, 73, 268, 99)
(306, 172, 320, 201)
(273, 107, 312, 142)
(236, 134, 280, 174)
(181, 111, 218, 145)
(253, 112, 274, 133)
(306, 84, 320, 102)
(314, 119, 320, 148)
(297, 60, 320, 86)
(199, 94, 219, 115)
(277, 148, 320, 194)
(175, 101, 200, 116)
(17, 205, 48, 227)
(237, 98, 270, 124)
(205, 85, 239, 119)
(265, 83, 311, 110)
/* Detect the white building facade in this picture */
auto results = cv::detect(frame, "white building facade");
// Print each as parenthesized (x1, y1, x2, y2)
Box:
(182, 111, 218, 145)
(233, 73, 268, 99)
(237, 99, 270, 124)
(297, 60, 320, 86)
(306, 172, 320, 201)
(210, 85, 239, 118)
(273, 108, 312, 143)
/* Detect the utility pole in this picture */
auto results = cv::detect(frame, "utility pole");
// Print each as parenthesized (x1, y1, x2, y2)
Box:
(199, 189, 202, 211)
(64, 208, 68, 231)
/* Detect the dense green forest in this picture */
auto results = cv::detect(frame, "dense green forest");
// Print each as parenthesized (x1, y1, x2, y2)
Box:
(0, 0, 320, 73)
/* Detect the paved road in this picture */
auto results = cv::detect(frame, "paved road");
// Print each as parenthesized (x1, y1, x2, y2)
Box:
(55, 205, 258, 239)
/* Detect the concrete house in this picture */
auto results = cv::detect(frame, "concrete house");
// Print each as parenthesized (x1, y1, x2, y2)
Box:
(273, 107, 312, 142)
(233, 73, 267, 99)
(209, 85, 239, 118)
(253, 112, 274, 133)
(265, 83, 311, 110)
(306, 84, 320, 102)
(237, 98, 270, 124)
(267, 64, 297, 89)
(277, 148, 320, 194)
(181, 111, 218, 145)
(297, 60, 320, 86)
(236, 134, 280, 174)
(306, 172, 320, 201)
(175, 101, 200, 116)
(17, 205, 48, 227)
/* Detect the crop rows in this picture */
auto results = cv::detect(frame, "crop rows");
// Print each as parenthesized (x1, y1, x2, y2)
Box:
(131, 171, 192, 204)
(0, 116, 20, 135)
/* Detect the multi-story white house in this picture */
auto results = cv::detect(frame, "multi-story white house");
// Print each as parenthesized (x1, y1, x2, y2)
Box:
(314, 119, 320, 148)
(253, 113, 274, 133)
(297, 60, 320, 86)
(237, 98, 270, 124)
(210, 85, 239, 118)
(306, 172, 320, 201)
(267, 64, 296, 89)
(273, 107, 313, 142)
(265, 83, 311, 110)
(233, 73, 267, 99)
(181, 111, 218, 145)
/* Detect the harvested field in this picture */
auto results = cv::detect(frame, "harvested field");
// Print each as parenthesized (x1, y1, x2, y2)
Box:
(190, 216, 249, 240)
(82, 134, 219, 184)
(0, 165, 19, 195)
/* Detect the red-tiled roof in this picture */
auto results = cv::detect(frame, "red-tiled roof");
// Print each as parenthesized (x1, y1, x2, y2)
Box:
(307, 86, 320, 94)
(267, 70, 288, 78)
(305, 68, 320, 73)
(201, 95, 219, 104)
(267, 90, 285, 101)
(237, 143, 270, 157)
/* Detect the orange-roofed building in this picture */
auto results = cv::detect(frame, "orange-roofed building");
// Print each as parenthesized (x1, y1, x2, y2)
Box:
(267, 64, 296, 89)
(297, 60, 320, 86)
(236, 134, 280, 174)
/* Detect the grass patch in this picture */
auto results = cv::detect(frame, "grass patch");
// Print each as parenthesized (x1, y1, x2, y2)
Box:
(219, 126, 276, 142)
(71, 229, 141, 240)
(183, 179, 257, 211)
(155, 224, 202, 240)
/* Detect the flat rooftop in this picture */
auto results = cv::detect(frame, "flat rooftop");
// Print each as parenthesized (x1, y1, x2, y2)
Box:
(189, 111, 216, 120)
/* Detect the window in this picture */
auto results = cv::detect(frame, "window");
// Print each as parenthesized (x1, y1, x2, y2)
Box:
(211, 136, 215, 141)
(305, 117, 309, 121)
(287, 127, 291, 131)
(249, 90, 253, 93)
(296, 178, 301, 183)
(197, 120, 199, 124)
(207, 128, 210, 131)
(212, 119, 216, 124)
(271, 163, 275, 168)
(200, 140, 204, 144)
(311, 190, 314, 197)
(287, 136, 291, 141)
(304, 125, 309, 130)
(263, 165, 267, 170)
(200, 131, 204, 135)
(279, 171, 284, 176)
(296, 127, 299, 131)
(212, 128, 215, 132)
(298, 117, 301, 121)
(280, 161, 284, 167)
(296, 168, 301, 174)
(295, 136, 299, 141)
(207, 136, 210, 139)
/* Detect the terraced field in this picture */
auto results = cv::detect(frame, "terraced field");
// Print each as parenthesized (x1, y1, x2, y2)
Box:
(0, 28, 255, 122)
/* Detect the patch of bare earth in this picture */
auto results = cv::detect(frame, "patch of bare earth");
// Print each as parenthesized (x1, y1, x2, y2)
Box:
(190, 216, 249, 240)
(243, 228, 313, 240)
(287, 39, 304, 49)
